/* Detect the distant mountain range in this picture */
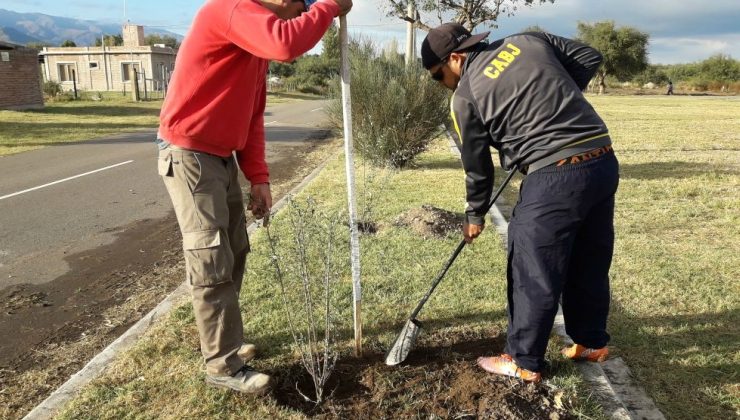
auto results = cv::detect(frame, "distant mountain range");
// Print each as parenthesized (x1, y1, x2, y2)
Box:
(0, 8, 183, 47)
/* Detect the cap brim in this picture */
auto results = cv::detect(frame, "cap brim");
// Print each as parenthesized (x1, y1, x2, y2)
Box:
(454, 31, 490, 51)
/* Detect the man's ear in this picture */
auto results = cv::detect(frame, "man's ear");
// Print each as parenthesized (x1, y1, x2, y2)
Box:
(449, 52, 467, 72)
(449, 52, 466, 63)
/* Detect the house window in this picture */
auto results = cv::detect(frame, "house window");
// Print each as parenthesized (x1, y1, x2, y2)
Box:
(0, 52, 9, 62)
(89, 62, 99, 69)
(157, 63, 168, 79)
(121, 62, 141, 82)
(58, 63, 76, 82)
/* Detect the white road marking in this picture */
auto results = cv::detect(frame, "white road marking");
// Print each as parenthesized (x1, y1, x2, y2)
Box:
(0, 160, 134, 201)
(310, 107, 324, 112)
(265, 120, 278, 125)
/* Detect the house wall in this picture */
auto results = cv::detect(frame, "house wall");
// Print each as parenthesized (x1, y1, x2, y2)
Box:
(0, 46, 44, 110)
(41, 46, 176, 92)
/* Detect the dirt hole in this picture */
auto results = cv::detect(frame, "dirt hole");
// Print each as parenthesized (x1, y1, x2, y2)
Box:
(357, 221, 378, 235)
(394, 205, 463, 239)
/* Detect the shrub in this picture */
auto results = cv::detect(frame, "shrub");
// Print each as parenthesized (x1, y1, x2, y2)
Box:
(327, 39, 449, 168)
(265, 197, 346, 403)
(286, 55, 337, 95)
(632, 65, 669, 86)
(42, 81, 62, 98)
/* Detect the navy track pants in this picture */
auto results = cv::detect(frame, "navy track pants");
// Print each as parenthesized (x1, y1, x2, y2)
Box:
(504, 151, 619, 372)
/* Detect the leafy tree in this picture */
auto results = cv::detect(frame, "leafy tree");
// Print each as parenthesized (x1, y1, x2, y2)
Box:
(520, 24, 547, 33)
(699, 54, 740, 83)
(632, 65, 669, 87)
(384, 0, 555, 31)
(60, 40, 77, 47)
(321, 23, 340, 64)
(269, 61, 296, 78)
(94, 34, 123, 47)
(25, 41, 52, 50)
(576, 21, 648, 94)
(663, 62, 700, 83)
(288, 55, 337, 94)
(145, 34, 180, 49)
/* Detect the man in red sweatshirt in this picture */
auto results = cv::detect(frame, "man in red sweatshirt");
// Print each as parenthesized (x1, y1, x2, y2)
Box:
(156, 0, 352, 394)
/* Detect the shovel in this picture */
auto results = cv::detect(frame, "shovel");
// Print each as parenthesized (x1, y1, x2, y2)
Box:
(385, 169, 517, 366)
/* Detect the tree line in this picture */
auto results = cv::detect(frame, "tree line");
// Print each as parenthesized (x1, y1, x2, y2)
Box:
(26, 34, 180, 50)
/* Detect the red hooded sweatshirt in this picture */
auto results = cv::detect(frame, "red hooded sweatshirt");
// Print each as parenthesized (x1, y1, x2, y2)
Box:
(158, 0, 340, 184)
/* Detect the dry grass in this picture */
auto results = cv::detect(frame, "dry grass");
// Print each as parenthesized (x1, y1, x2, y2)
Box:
(0, 92, 311, 156)
(50, 95, 739, 419)
(589, 95, 740, 419)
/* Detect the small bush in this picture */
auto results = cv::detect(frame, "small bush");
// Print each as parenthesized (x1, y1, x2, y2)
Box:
(42, 81, 62, 98)
(83, 91, 104, 101)
(265, 197, 346, 403)
(327, 39, 449, 168)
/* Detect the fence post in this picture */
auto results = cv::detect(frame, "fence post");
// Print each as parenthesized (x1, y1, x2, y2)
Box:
(131, 68, 140, 101)
(72, 69, 78, 100)
(142, 69, 148, 101)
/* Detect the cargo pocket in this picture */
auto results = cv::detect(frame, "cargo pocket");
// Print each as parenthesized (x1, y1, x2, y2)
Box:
(182, 229, 233, 287)
(181, 152, 203, 193)
(158, 151, 173, 177)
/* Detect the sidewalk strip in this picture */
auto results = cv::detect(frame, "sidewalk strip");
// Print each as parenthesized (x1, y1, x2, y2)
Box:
(0, 160, 134, 201)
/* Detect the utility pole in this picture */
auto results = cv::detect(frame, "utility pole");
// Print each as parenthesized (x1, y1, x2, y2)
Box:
(405, 2, 416, 66)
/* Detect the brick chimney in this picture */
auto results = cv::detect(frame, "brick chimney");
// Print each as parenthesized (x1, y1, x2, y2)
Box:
(122, 24, 145, 47)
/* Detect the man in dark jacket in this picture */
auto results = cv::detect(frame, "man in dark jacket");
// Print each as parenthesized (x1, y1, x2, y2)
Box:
(421, 23, 619, 382)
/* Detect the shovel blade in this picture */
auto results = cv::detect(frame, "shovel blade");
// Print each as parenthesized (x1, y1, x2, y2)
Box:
(385, 318, 423, 366)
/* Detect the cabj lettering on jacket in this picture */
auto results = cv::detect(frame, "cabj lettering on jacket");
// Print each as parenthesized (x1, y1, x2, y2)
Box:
(483, 43, 521, 79)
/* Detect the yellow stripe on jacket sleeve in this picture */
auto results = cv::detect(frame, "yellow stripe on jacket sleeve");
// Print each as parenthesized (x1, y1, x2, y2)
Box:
(450, 92, 462, 142)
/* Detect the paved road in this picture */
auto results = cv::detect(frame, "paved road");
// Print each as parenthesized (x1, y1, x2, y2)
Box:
(0, 99, 330, 289)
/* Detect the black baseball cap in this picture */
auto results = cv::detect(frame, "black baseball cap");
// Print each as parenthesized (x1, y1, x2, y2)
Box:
(421, 23, 490, 69)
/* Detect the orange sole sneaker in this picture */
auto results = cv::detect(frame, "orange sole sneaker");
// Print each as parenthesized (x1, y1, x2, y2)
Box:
(561, 344, 609, 362)
(477, 354, 542, 383)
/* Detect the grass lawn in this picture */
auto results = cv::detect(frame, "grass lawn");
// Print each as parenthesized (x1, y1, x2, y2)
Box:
(50, 95, 738, 419)
(590, 95, 740, 419)
(0, 91, 318, 156)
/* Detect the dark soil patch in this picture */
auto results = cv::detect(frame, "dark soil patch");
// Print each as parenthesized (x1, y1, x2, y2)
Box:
(273, 331, 570, 419)
(357, 221, 378, 234)
(395, 205, 463, 239)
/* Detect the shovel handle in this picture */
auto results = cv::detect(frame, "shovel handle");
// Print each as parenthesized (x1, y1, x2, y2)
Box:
(409, 168, 517, 319)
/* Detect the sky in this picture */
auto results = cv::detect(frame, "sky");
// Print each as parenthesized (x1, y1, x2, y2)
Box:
(3, 0, 740, 64)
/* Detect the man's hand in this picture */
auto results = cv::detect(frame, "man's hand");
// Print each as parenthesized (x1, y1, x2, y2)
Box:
(248, 183, 272, 225)
(463, 222, 485, 244)
(331, 0, 352, 16)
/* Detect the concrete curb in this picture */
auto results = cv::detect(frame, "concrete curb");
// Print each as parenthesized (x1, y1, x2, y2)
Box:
(444, 132, 665, 420)
(23, 150, 339, 420)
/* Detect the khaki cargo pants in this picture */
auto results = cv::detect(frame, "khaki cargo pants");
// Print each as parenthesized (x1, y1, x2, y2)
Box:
(158, 143, 249, 376)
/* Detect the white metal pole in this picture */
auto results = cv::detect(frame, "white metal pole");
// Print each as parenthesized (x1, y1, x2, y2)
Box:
(338, 15, 362, 357)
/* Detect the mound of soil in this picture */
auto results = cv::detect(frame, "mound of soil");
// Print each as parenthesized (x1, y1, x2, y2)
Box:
(272, 330, 570, 419)
(395, 205, 463, 239)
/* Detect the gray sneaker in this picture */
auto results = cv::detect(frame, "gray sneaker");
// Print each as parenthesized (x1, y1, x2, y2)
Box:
(206, 366, 272, 395)
(237, 343, 257, 363)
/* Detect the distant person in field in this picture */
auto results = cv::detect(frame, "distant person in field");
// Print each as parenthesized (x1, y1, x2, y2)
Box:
(667, 80, 674, 95)
(155, 0, 352, 395)
(422, 23, 619, 382)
